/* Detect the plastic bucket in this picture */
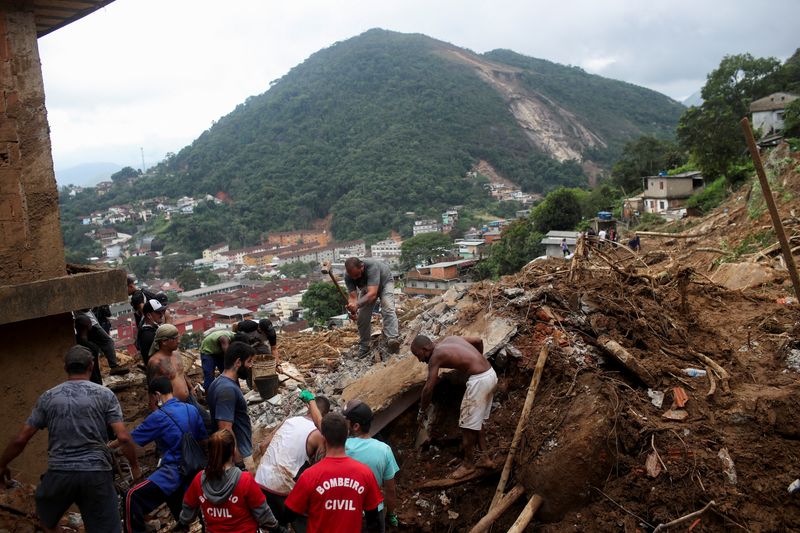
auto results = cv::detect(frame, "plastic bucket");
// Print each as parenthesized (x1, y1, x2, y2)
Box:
(254, 375, 280, 399)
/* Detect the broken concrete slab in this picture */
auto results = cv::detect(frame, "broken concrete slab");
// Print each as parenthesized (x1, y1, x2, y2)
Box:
(711, 262, 779, 290)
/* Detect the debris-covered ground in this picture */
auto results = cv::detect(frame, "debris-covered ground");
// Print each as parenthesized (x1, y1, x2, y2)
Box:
(2, 149, 800, 532)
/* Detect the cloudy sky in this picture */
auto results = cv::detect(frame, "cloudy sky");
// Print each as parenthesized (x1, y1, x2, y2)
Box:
(38, 0, 799, 177)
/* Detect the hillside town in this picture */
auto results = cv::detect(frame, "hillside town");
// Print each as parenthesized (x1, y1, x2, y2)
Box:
(2, 2, 800, 533)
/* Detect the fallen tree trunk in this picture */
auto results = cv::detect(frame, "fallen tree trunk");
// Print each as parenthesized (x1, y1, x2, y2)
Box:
(490, 343, 549, 509)
(507, 494, 544, 533)
(468, 484, 526, 533)
(636, 231, 710, 238)
(598, 336, 655, 388)
(416, 467, 500, 489)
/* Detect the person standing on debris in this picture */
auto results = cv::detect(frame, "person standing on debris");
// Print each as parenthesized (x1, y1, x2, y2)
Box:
(255, 392, 329, 530)
(180, 429, 281, 532)
(200, 328, 236, 390)
(628, 233, 641, 252)
(75, 313, 103, 385)
(74, 307, 122, 372)
(128, 276, 156, 328)
(207, 342, 255, 470)
(284, 413, 383, 533)
(344, 400, 400, 532)
(137, 299, 165, 367)
(0, 346, 140, 533)
(561, 238, 570, 258)
(343, 257, 400, 357)
(411, 335, 498, 479)
(116, 376, 207, 533)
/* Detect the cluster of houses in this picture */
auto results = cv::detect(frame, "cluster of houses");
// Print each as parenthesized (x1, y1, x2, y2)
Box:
(77, 194, 223, 228)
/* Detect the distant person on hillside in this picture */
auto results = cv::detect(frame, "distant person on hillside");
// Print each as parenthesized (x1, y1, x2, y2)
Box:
(411, 335, 497, 480)
(561, 238, 569, 257)
(628, 233, 641, 252)
(343, 257, 400, 357)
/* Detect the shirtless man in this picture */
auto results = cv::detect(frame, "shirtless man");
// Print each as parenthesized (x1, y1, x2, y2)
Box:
(146, 324, 212, 431)
(411, 335, 498, 479)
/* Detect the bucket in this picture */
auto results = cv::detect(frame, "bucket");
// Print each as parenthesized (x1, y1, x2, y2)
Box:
(254, 375, 280, 399)
(252, 358, 277, 379)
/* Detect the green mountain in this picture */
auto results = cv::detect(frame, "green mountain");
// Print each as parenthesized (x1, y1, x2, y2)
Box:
(144, 29, 683, 244)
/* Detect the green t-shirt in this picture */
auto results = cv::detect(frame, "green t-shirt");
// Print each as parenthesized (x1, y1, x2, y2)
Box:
(200, 330, 235, 355)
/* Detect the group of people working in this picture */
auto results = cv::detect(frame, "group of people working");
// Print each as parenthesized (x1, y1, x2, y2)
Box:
(0, 256, 500, 532)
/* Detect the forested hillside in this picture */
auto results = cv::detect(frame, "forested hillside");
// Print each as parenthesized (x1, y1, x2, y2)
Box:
(125, 29, 684, 242)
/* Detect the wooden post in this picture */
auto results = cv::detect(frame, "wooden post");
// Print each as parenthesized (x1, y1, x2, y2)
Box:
(740, 117, 800, 297)
(507, 494, 544, 533)
(468, 484, 526, 533)
(489, 344, 549, 509)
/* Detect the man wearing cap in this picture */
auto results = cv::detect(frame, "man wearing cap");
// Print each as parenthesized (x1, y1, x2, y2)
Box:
(344, 401, 399, 531)
(343, 257, 400, 358)
(255, 393, 329, 530)
(128, 276, 157, 328)
(0, 346, 140, 533)
(137, 299, 166, 367)
(199, 328, 236, 390)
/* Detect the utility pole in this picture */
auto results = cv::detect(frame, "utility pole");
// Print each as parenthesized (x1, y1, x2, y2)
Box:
(140, 147, 146, 172)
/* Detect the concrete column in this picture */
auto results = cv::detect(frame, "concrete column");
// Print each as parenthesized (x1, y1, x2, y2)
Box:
(0, 6, 66, 286)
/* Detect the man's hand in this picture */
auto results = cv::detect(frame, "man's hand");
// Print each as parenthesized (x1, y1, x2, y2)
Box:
(346, 302, 358, 315)
(131, 465, 142, 481)
(299, 390, 315, 403)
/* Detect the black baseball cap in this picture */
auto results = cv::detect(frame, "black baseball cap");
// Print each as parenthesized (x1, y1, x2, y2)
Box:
(64, 345, 93, 371)
(343, 399, 373, 426)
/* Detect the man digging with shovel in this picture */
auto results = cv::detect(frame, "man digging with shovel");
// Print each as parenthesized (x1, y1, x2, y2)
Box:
(411, 335, 498, 479)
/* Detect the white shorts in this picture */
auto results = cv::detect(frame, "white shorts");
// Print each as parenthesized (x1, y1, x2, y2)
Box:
(459, 367, 498, 431)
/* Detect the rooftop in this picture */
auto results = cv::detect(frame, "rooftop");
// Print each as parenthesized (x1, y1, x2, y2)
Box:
(32, 0, 115, 38)
(213, 307, 253, 318)
(750, 92, 799, 113)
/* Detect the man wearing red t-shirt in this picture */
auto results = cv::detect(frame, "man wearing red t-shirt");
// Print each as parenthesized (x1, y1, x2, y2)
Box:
(285, 413, 383, 533)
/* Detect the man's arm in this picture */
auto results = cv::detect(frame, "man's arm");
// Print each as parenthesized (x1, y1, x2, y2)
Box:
(216, 421, 242, 463)
(356, 286, 379, 308)
(419, 359, 441, 411)
(306, 431, 326, 464)
(0, 425, 38, 485)
(383, 477, 397, 517)
(464, 337, 484, 355)
(218, 335, 231, 353)
(347, 290, 359, 315)
(110, 421, 141, 480)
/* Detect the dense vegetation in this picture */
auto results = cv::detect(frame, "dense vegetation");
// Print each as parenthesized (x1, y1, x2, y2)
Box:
(128, 29, 683, 245)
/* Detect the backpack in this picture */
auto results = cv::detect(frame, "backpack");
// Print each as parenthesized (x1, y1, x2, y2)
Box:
(159, 404, 207, 478)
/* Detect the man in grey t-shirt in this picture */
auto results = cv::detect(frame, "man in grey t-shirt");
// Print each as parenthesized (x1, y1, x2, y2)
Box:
(0, 346, 140, 533)
(344, 257, 400, 357)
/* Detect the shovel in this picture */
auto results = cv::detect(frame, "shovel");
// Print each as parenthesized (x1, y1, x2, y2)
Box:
(415, 404, 435, 449)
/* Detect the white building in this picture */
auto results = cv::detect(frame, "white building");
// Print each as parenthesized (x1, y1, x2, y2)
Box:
(413, 219, 441, 236)
(750, 92, 798, 135)
(641, 171, 705, 215)
(541, 231, 579, 258)
(371, 239, 402, 266)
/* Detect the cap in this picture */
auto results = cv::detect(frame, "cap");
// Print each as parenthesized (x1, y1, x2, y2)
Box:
(143, 299, 165, 314)
(343, 399, 373, 425)
(237, 319, 258, 333)
(64, 345, 93, 371)
(154, 292, 169, 305)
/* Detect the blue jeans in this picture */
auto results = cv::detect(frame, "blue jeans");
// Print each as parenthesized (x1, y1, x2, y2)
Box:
(201, 353, 224, 390)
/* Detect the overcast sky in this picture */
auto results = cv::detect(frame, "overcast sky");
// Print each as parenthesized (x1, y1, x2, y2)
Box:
(38, 0, 799, 175)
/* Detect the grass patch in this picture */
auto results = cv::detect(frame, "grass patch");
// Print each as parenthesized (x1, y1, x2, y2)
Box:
(687, 176, 727, 214)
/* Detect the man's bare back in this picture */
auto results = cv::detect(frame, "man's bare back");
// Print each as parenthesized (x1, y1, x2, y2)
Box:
(429, 336, 490, 375)
(147, 350, 190, 403)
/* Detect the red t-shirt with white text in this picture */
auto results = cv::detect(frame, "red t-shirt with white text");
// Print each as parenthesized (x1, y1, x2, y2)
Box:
(285, 455, 383, 533)
(183, 470, 266, 533)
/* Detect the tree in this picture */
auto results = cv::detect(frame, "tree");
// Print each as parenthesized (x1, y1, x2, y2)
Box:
(301, 282, 346, 325)
(110, 166, 141, 182)
(176, 268, 200, 291)
(159, 253, 193, 278)
(784, 99, 800, 137)
(677, 54, 782, 182)
(611, 136, 685, 192)
(400, 232, 454, 271)
(531, 187, 582, 233)
(278, 261, 317, 279)
(126, 255, 156, 279)
(473, 218, 543, 279)
(196, 268, 221, 286)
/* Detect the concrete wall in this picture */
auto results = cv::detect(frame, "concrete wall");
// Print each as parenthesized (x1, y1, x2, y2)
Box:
(0, 8, 65, 285)
(644, 178, 694, 200)
(0, 313, 75, 483)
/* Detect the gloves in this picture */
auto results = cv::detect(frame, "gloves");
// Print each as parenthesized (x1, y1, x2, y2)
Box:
(299, 389, 315, 403)
(388, 513, 399, 527)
